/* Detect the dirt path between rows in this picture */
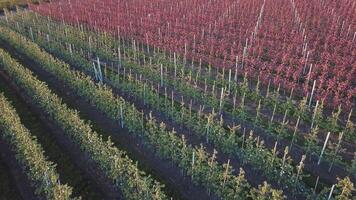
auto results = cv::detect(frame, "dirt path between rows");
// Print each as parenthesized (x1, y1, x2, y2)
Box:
(0, 138, 38, 200)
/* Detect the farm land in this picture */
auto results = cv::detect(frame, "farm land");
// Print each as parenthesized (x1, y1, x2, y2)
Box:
(0, 0, 355, 199)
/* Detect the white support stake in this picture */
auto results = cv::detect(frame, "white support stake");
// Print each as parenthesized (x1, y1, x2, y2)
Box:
(174, 52, 177, 79)
(93, 62, 99, 80)
(308, 80, 316, 107)
(30, 27, 34, 41)
(318, 132, 330, 165)
(69, 44, 73, 56)
(160, 64, 163, 87)
(228, 69, 231, 92)
(120, 104, 124, 128)
(234, 56, 239, 81)
(327, 184, 335, 200)
(311, 100, 319, 129)
(219, 87, 225, 114)
(96, 57, 103, 83)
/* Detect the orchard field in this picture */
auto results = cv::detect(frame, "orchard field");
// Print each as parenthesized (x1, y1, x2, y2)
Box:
(0, 0, 354, 199)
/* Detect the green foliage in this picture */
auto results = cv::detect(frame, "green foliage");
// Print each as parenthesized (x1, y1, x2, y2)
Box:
(0, 37, 167, 200)
(334, 177, 355, 200)
(249, 182, 285, 200)
(0, 93, 76, 199)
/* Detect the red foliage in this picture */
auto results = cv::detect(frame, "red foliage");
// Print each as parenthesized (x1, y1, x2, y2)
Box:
(29, 0, 356, 110)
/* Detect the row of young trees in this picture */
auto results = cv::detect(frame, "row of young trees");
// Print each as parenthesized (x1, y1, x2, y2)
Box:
(0, 28, 168, 200)
(0, 21, 288, 199)
(0, 91, 76, 200)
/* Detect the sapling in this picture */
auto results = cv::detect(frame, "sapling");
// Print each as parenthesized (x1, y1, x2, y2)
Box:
(226, 124, 241, 152)
(207, 149, 218, 195)
(295, 155, 306, 185)
(190, 58, 194, 71)
(212, 80, 216, 96)
(194, 71, 199, 87)
(222, 159, 232, 189)
(238, 91, 247, 121)
(280, 146, 289, 178)
(278, 109, 289, 139)
(266, 80, 271, 98)
(269, 103, 277, 130)
(273, 83, 281, 103)
(188, 70, 192, 83)
(4, 9, 8, 24)
(205, 111, 215, 143)
(241, 72, 248, 93)
(334, 177, 355, 200)
(350, 153, 356, 177)
(306, 64, 313, 85)
(231, 168, 250, 199)
(219, 114, 224, 127)
(327, 104, 342, 132)
(189, 99, 192, 119)
(254, 75, 260, 101)
(249, 181, 284, 200)
(208, 64, 212, 78)
(269, 141, 278, 172)
(241, 128, 246, 149)
(310, 100, 319, 129)
(297, 93, 308, 119)
(180, 96, 185, 124)
(290, 115, 300, 149)
(254, 99, 262, 125)
(222, 66, 226, 82)
(328, 132, 344, 172)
